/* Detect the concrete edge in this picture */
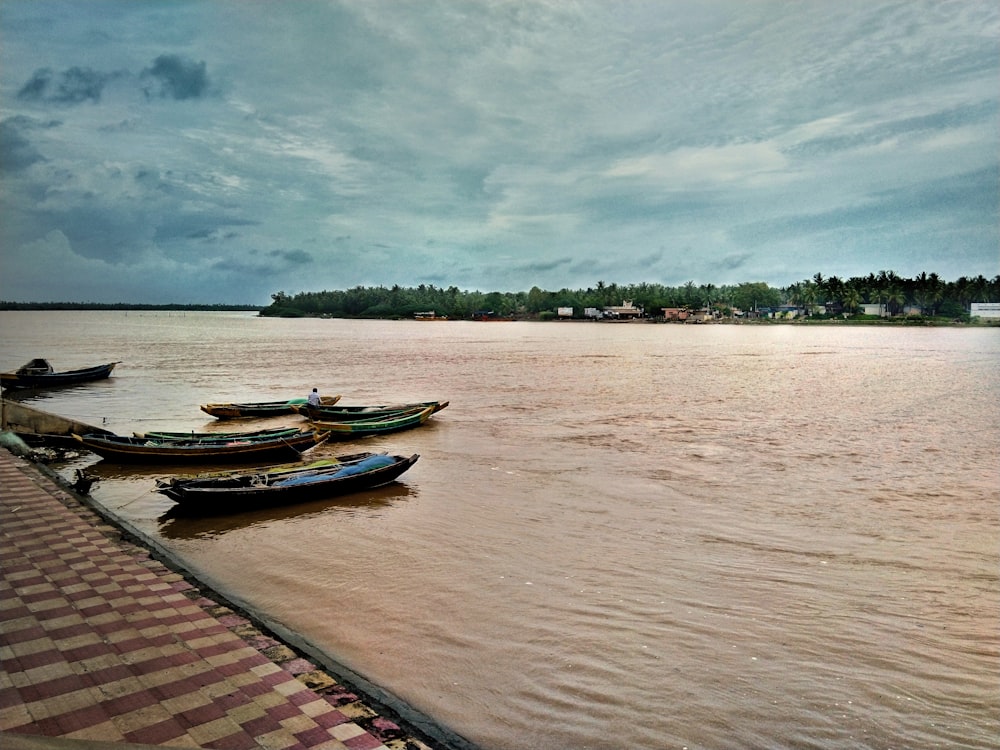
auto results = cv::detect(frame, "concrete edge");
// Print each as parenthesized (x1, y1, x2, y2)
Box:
(5, 445, 479, 750)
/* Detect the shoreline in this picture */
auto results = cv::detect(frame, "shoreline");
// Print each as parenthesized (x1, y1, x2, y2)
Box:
(1, 444, 477, 750)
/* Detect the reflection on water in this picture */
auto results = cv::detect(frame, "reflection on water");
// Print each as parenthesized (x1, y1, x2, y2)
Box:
(2, 377, 122, 402)
(158, 483, 415, 540)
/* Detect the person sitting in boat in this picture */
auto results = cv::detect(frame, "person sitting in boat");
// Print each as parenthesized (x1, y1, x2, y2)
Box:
(307, 388, 321, 407)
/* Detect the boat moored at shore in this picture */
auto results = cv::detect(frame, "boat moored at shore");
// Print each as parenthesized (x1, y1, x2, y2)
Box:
(1, 359, 120, 389)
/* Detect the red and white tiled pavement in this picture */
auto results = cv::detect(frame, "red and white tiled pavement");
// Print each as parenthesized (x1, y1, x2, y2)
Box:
(0, 448, 433, 750)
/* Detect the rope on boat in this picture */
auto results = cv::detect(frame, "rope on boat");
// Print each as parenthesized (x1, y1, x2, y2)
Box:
(119, 487, 158, 508)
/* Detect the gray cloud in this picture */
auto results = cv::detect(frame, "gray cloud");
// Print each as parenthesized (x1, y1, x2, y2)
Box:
(140, 54, 210, 100)
(720, 253, 753, 271)
(268, 249, 314, 265)
(732, 166, 998, 246)
(14, 55, 212, 108)
(0, 1, 996, 304)
(786, 101, 999, 158)
(211, 247, 313, 277)
(17, 66, 123, 104)
(0, 117, 49, 172)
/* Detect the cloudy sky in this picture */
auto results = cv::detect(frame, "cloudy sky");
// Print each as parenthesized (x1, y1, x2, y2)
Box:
(1, 1, 997, 305)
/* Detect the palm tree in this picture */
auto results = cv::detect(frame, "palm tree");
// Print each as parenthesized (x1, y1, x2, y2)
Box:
(913, 272, 943, 316)
(886, 285, 907, 316)
(843, 287, 862, 314)
(812, 273, 827, 303)
(826, 275, 845, 306)
(701, 283, 717, 312)
(801, 282, 818, 316)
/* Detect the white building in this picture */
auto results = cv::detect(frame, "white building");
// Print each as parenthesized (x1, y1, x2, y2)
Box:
(859, 303, 887, 317)
(604, 300, 644, 318)
(970, 302, 1000, 319)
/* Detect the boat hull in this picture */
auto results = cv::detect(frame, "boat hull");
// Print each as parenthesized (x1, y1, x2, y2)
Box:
(73, 431, 325, 463)
(294, 400, 449, 422)
(1, 360, 119, 389)
(200, 395, 341, 419)
(309, 406, 435, 439)
(134, 427, 305, 442)
(157, 453, 419, 514)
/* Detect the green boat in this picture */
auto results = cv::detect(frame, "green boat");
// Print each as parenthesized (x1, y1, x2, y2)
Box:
(309, 405, 438, 439)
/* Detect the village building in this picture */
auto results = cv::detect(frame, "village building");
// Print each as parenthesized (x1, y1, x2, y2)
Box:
(661, 307, 690, 322)
(603, 300, 644, 319)
(970, 302, 1000, 319)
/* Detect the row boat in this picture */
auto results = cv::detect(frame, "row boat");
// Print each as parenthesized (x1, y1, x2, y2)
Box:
(1, 359, 120, 389)
(292, 399, 449, 421)
(200, 395, 341, 419)
(73, 430, 327, 463)
(134, 426, 306, 442)
(308, 405, 437, 439)
(163, 456, 362, 481)
(155, 453, 420, 514)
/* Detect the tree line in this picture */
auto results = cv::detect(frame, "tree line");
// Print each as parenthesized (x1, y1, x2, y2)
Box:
(262, 271, 1000, 320)
(0, 302, 263, 311)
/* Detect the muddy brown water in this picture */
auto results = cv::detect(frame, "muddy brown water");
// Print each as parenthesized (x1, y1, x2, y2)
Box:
(2, 311, 997, 749)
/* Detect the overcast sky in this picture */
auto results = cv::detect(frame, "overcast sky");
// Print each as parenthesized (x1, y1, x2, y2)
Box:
(1, 1, 997, 305)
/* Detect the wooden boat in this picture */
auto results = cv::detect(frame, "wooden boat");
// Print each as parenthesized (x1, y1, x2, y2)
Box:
(200, 394, 341, 419)
(1, 358, 120, 389)
(134, 426, 305, 442)
(309, 405, 437, 439)
(155, 452, 420, 513)
(72, 430, 327, 463)
(168, 456, 366, 480)
(292, 400, 449, 422)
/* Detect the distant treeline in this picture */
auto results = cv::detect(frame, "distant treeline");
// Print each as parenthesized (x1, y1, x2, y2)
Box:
(0, 302, 263, 311)
(262, 271, 1000, 320)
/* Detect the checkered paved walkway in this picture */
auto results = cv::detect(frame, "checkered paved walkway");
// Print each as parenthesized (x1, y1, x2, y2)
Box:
(0, 448, 433, 749)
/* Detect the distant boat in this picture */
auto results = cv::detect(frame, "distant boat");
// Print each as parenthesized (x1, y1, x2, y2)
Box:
(472, 311, 514, 321)
(292, 400, 449, 422)
(154, 452, 419, 514)
(308, 405, 438, 439)
(200, 394, 341, 419)
(73, 430, 327, 463)
(1, 358, 120, 389)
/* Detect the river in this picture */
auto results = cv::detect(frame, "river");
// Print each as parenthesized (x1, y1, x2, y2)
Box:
(1, 311, 997, 749)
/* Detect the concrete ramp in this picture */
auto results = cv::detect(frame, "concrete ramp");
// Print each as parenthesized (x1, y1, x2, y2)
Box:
(0, 399, 114, 438)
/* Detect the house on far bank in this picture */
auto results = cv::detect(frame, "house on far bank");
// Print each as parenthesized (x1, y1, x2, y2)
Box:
(661, 307, 690, 322)
(859, 303, 886, 317)
(858, 303, 929, 317)
(688, 307, 721, 323)
(604, 300, 644, 319)
(970, 303, 1000, 319)
(755, 306, 803, 319)
(660, 307, 721, 322)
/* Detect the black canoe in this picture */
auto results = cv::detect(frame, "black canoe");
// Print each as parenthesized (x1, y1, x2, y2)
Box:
(1, 359, 120, 389)
(73, 430, 327, 463)
(134, 426, 306, 442)
(200, 394, 341, 419)
(155, 453, 419, 513)
(292, 399, 449, 421)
